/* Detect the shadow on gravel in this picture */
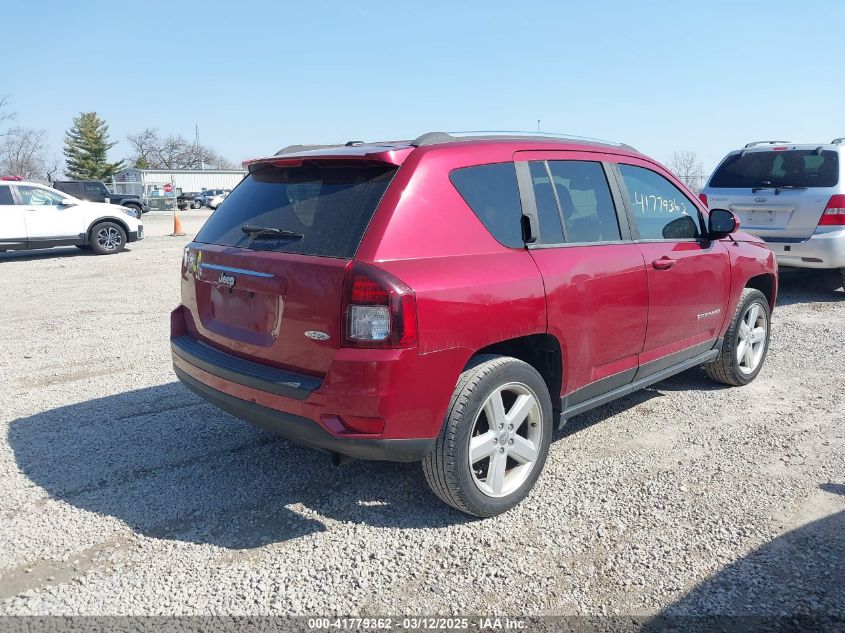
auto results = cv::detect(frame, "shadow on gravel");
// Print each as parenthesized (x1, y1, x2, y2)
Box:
(645, 482, 845, 631)
(8, 383, 469, 550)
(776, 269, 845, 307)
(0, 247, 90, 261)
(0, 247, 137, 262)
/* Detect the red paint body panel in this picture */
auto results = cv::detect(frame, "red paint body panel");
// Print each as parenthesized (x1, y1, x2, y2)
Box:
(180, 245, 348, 376)
(529, 244, 648, 392)
(635, 240, 732, 364)
(173, 138, 778, 456)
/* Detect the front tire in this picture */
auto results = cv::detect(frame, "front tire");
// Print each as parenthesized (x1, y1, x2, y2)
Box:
(124, 204, 142, 219)
(89, 222, 127, 255)
(191, 200, 201, 209)
(422, 355, 553, 517)
(704, 288, 771, 386)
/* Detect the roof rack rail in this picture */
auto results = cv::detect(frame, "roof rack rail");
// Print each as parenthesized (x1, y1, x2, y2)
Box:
(832, 138, 845, 145)
(411, 131, 636, 151)
(743, 141, 791, 149)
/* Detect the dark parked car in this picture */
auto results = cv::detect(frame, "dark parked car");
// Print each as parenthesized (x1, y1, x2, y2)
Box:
(171, 131, 778, 517)
(52, 181, 148, 218)
(177, 191, 200, 210)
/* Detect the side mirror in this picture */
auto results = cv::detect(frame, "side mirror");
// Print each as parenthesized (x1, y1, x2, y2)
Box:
(708, 208, 739, 238)
(59, 198, 78, 206)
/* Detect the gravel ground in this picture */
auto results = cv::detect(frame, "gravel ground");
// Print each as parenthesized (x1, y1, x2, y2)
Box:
(0, 211, 843, 619)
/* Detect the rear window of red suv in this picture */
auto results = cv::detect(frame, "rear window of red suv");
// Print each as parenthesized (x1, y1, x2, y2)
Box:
(710, 149, 839, 188)
(195, 161, 397, 258)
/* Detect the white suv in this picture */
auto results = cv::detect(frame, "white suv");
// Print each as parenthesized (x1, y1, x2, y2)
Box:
(0, 179, 144, 255)
(701, 140, 845, 286)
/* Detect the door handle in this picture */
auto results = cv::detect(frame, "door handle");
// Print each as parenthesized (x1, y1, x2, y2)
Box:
(652, 257, 677, 270)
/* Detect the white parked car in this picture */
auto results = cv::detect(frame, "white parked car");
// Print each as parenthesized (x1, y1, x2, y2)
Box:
(207, 191, 229, 209)
(0, 179, 144, 255)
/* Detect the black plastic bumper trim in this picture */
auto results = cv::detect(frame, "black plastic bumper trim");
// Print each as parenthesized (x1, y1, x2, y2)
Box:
(171, 335, 321, 400)
(174, 366, 435, 462)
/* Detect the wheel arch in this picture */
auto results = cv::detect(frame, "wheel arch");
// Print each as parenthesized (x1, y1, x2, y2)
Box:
(471, 334, 563, 412)
(745, 273, 776, 310)
(86, 216, 130, 243)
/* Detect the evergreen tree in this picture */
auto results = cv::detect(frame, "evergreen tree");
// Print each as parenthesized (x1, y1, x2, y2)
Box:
(63, 112, 124, 180)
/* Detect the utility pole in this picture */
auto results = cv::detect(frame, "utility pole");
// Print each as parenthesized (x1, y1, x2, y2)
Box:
(537, 119, 541, 132)
(196, 124, 204, 170)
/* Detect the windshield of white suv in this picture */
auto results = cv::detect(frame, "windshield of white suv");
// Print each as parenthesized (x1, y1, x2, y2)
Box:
(710, 149, 839, 188)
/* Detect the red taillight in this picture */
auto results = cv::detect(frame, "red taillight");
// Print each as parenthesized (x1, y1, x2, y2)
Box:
(1, 175, 22, 181)
(698, 193, 708, 207)
(350, 276, 389, 304)
(818, 195, 845, 226)
(341, 262, 418, 348)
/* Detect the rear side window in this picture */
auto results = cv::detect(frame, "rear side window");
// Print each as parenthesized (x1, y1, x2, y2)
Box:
(57, 182, 81, 196)
(619, 164, 701, 240)
(547, 161, 621, 243)
(710, 150, 839, 188)
(527, 161, 565, 244)
(84, 182, 109, 195)
(0, 186, 13, 205)
(195, 162, 397, 258)
(450, 162, 524, 248)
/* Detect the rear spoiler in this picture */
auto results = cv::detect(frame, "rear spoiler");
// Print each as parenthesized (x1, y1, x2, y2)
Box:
(243, 146, 413, 171)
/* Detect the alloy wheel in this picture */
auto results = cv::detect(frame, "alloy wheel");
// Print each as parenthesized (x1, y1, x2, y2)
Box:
(468, 382, 543, 498)
(737, 302, 767, 374)
(96, 227, 123, 251)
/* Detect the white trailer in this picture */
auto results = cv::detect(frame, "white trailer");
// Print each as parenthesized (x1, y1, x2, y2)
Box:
(112, 168, 247, 210)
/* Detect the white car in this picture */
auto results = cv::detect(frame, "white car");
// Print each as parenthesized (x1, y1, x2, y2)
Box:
(0, 179, 144, 255)
(207, 191, 229, 209)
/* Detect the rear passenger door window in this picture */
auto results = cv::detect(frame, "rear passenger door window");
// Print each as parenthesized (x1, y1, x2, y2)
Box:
(450, 162, 524, 248)
(527, 160, 621, 244)
(618, 164, 702, 240)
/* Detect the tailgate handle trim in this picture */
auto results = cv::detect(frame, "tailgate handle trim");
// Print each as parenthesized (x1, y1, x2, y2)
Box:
(199, 263, 274, 278)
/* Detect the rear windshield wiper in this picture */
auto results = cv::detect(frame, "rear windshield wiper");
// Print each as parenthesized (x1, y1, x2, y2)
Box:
(241, 225, 304, 240)
(751, 182, 808, 194)
(773, 185, 807, 194)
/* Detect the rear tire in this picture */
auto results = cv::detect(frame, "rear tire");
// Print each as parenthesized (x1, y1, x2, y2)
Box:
(422, 355, 553, 517)
(89, 222, 127, 255)
(704, 288, 771, 386)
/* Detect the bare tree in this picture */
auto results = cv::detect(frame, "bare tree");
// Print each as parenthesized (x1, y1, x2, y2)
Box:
(45, 155, 63, 183)
(667, 150, 705, 193)
(127, 128, 235, 170)
(0, 95, 15, 137)
(0, 127, 48, 180)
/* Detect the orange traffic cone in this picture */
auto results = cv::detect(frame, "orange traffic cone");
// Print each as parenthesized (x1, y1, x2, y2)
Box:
(171, 208, 186, 237)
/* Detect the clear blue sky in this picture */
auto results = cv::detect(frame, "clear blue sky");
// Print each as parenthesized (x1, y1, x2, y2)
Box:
(2, 0, 843, 174)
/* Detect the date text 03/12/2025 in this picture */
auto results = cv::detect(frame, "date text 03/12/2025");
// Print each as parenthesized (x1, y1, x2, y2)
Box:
(306, 617, 527, 630)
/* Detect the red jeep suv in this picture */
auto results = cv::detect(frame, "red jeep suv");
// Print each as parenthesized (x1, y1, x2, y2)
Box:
(171, 132, 777, 516)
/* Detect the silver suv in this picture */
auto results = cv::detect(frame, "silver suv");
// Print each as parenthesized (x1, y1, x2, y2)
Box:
(701, 139, 845, 286)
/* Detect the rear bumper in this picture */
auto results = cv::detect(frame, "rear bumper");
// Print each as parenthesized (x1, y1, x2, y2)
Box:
(765, 228, 845, 269)
(174, 365, 435, 461)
